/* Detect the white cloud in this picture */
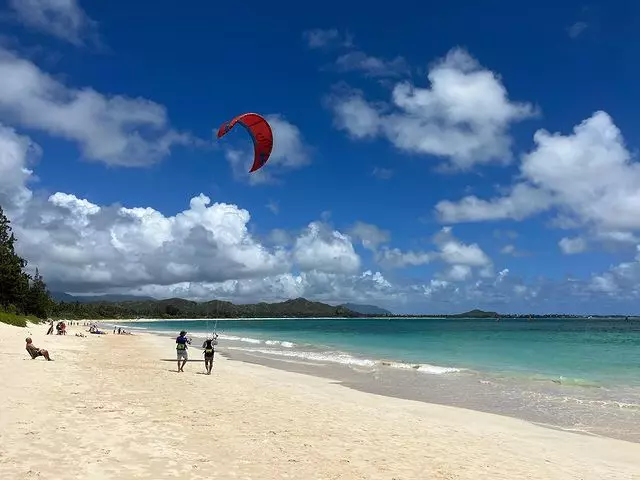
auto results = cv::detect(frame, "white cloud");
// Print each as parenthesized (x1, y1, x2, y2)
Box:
(302, 29, 352, 49)
(376, 247, 432, 268)
(349, 221, 390, 251)
(223, 114, 311, 184)
(0, 124, 36, 212)
(559, 236, 587, 255)
(589, 246, 640, 299)
(500, 244, 528, 257)
(434, 227, 491, 267)
(436, 184, 553, 223)
(0, 47, 191, 167)
(8, 0, 98, 46)
(501, 244, 515, 255)
(436, 112, 640, 247)
(328, 87, 381, 139)
(125, 269, 396, 306)
(443, 264, 472, 281)
(335, 51, 409, 78)
(0, 125, 365, 296)
(328, 48, 537, 170)
(4, 116, 640, 313)
(293, 222, 361, 274)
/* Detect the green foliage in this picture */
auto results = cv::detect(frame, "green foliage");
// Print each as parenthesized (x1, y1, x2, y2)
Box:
(450, 309, 499, 318)
(50, 297, 363, 320)
(0, 205, 52, 320)
(0, 309, 28, 327)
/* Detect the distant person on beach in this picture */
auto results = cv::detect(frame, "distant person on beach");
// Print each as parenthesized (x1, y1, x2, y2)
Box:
(46, 321, 54, 335)
(25, 338, 52, 361)
(176, 330, 191, 372)
(202, 334, 218, 375)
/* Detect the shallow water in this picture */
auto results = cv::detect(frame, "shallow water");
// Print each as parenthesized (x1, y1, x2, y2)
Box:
(116, 317, 640, 441)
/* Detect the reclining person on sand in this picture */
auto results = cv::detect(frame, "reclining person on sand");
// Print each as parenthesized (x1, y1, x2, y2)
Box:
(25, 338, 53, 361)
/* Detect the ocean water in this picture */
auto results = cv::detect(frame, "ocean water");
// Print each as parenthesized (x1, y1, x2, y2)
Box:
(118, 317, 640, 387)
(115, 317, 640, 440)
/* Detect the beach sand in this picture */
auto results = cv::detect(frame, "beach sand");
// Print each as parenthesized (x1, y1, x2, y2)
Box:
(1, 322, 639, 480)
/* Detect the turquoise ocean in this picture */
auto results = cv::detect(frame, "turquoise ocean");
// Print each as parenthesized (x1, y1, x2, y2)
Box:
(116, 317, 640, 440)
(119, 317, 640, 387)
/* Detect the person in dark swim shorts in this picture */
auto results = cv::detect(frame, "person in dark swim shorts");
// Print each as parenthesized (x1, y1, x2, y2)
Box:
(201, 334, 218, 375)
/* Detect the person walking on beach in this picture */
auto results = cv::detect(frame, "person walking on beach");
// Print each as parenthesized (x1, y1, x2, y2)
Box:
(176, 330, 191, 373)
(202, 334, 218, 375)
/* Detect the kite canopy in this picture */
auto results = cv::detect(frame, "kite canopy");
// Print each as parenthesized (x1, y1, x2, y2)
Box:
(216, 113, 274, 173)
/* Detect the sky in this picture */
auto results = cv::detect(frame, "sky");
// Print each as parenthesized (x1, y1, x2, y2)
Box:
(0, 0, 639, 314)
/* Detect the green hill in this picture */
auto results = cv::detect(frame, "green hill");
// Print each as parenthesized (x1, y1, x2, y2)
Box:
(450, 309, 499, 318)
(51, 296, 361, 319)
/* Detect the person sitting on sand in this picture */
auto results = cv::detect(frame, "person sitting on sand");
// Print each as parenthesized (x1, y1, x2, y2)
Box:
(176, 330, 191, 373)
(25, 338, 52, 361)
(202, 334, 218, 375)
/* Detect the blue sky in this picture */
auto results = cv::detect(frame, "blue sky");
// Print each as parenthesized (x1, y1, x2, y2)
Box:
(0, 0, 639, 314)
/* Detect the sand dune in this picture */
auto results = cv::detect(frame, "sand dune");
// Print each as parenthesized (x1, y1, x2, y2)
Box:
(0, 322, 638, 480)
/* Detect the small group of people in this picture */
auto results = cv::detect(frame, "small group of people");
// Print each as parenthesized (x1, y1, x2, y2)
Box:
(88, 324, 107, 334)
(113, 326, 132, 335)
(176, 330, 218, 374)
(46, 321, 67, 335)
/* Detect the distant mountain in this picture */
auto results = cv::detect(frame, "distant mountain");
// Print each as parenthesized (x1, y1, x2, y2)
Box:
(450, 309, 499, 318)
(49, 296, 362, 320)
(50, 292, 157, 303)
(340, 303, 392, 315)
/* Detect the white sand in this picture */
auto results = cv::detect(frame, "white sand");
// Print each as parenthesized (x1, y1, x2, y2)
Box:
(0, 322, 639, 480)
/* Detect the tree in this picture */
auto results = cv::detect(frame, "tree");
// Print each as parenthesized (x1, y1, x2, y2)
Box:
(27, 268, 51, 319)
(0, 205, 52, 317)
(0, 205, 30, 312)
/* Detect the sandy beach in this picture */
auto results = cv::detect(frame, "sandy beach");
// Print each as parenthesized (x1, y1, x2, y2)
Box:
(1, 322, 639, 480)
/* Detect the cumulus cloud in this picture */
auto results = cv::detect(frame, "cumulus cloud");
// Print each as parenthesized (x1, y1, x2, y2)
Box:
(430, 226, 492, 281)
(327, 48, 537, 170)
(436, 112, 640, 246)
(8, 0, 98, 46)
(589, 246, 640, 299)
(349, 221, 491, 278)
(559, 236, 587, 255)
(349, 221, 390, 251)
(2, 115, 639, 313)
(223, 114, 311, 184)
(0, 124, 36, 212)
(293, 222, 361, 274)
(376, 248, 432, 268)
(0, 47, 191, 167)
(0, 127, 398, 306)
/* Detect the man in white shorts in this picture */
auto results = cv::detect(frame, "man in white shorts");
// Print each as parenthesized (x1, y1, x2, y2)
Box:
(175, 330, 191, 372)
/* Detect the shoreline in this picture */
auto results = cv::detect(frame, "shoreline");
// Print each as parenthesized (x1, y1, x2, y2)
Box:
(1, 322, 640, 479)
(70, 316, 636, 323)
(112, 323, 640, 443)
